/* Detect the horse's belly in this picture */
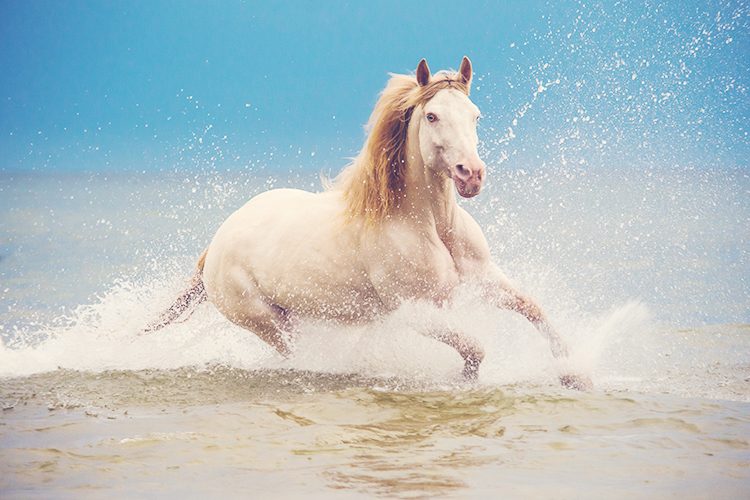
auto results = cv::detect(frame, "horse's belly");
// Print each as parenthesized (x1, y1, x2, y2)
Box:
(371, 263, 459, 307)
(270, 275, 384, 322)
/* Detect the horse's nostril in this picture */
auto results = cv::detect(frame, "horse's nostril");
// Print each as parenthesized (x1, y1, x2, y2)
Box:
(456, 164, 469, 177)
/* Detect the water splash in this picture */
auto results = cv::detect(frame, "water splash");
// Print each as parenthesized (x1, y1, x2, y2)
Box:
(0, 268, 653, 391)
(478, 0, 749, 171)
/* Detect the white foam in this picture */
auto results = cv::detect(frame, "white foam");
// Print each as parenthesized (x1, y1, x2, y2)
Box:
(0, 274, 655, 391)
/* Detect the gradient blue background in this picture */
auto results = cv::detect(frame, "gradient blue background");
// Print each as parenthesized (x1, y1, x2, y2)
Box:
(1, 0, 748, 173)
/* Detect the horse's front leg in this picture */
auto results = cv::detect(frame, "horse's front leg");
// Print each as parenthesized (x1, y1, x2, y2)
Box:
(433, 330, 485, 380)
(482, 264, 592, 391)
(501, 293, 568, 358)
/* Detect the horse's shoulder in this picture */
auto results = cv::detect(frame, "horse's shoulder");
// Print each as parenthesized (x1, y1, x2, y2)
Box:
(455, 207, 489, 246)
(452, 207, 492, 270)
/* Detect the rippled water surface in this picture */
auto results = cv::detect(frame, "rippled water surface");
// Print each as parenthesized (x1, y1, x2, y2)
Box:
(2, 367, 749, 498)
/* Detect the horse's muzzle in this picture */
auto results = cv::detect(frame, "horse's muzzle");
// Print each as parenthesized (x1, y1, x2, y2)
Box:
(452, 159, 485, 198)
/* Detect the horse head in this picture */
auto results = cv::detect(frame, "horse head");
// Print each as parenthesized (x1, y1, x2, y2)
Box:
(413, 57, 486, 198)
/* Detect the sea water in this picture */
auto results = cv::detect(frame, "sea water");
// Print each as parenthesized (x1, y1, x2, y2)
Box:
(0, 165, 748, 498)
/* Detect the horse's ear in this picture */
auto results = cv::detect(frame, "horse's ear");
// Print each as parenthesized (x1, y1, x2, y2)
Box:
(416, 59, 431, 87)
(459, 56, 473, 87)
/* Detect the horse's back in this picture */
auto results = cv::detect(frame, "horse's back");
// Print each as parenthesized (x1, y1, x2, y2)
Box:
(204, 187, 343, 278)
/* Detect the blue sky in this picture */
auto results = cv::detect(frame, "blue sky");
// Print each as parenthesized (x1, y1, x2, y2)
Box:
(1, 0, 748, 172)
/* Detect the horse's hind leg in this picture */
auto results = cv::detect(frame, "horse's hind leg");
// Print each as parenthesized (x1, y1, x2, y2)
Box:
(220, 281, 295, 357)
(236, 303, 295, 357)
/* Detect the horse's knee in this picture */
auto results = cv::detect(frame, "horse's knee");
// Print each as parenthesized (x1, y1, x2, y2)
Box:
(433, 331, 485, 378)
(459, 339, 484, 380)
(463, 347, 484, 380)
(460, 335, 484, 361)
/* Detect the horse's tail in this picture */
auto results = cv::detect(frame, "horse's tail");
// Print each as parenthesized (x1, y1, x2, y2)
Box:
(144, 249, 209, 333)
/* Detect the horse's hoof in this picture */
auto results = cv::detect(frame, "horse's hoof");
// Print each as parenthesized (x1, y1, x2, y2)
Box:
(559, 373, 593, 391)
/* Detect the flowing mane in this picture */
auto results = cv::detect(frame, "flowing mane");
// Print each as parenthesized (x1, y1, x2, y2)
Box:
(333, 70, 470, 222)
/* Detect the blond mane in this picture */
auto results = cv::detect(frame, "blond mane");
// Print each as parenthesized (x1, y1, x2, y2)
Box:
(333, 70, 470, 222)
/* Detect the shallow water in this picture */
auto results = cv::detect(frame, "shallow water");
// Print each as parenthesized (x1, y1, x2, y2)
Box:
(2, 367, 749, 499)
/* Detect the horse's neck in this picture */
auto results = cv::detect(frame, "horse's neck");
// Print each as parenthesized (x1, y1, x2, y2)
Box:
(400, 137, 458, 241)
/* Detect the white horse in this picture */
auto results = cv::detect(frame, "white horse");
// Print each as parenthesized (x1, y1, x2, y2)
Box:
(147, 57, 591, 390)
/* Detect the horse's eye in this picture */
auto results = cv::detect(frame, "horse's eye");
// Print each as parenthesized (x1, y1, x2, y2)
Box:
(476, 115, 481, 122)
(426, 112, 438, 123)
